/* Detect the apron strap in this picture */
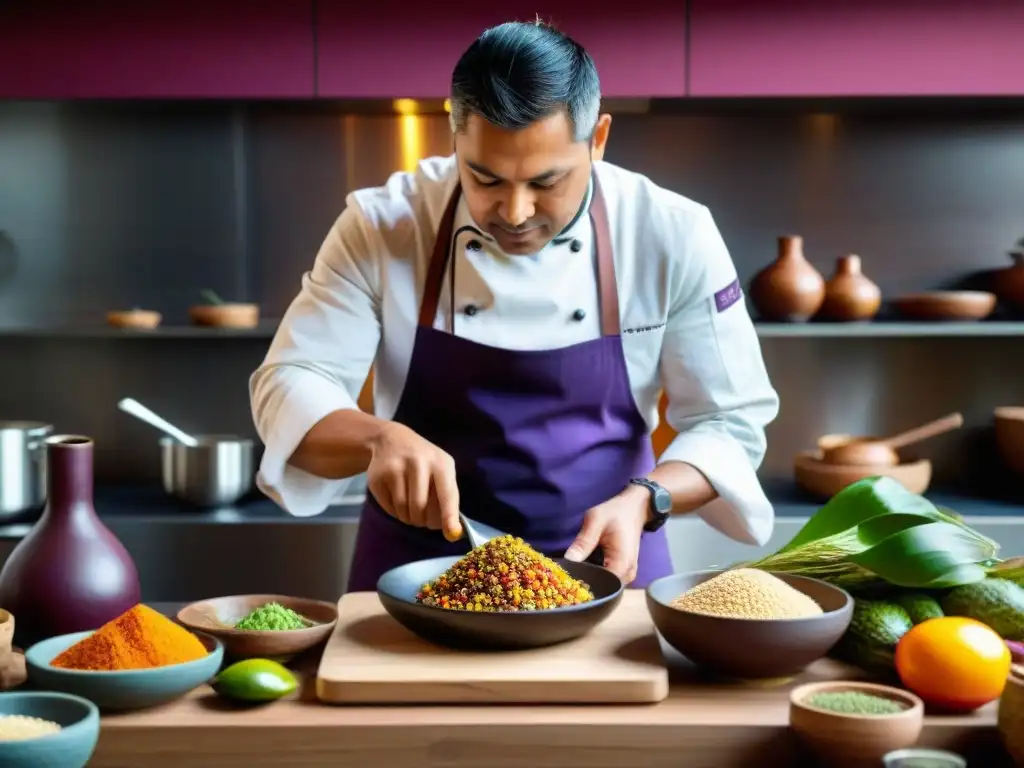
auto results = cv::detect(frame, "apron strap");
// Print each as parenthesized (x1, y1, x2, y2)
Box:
(417, 172, 620, 336)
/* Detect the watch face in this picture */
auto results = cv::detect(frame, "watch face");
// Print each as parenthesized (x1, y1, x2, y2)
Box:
(653, 486, 672, 514)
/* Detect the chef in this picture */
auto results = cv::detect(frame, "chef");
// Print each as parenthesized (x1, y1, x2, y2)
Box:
(249, 19, 780, 592)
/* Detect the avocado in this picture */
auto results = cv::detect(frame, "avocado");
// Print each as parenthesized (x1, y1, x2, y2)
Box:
(941, 577, 1024, 641)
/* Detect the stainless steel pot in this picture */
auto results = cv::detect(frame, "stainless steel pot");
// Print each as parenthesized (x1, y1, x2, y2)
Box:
(160, 435, 254, 508)
(0, 421, 53, 519)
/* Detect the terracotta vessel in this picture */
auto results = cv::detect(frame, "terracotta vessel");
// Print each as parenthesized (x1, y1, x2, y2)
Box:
(749, 235, 825, 322)
(998, 664, 1024, 765)
(991, 248, 1024, 309)
(818, 255, 882, 322)
(0, 435, 141, 648)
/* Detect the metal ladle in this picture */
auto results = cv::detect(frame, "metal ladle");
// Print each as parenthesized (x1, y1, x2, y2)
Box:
(117, 397, 199, 447)
(821, 412, 964, 467)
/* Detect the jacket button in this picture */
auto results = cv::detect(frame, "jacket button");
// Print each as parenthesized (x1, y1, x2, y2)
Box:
(572, 308, 586, 321)
(570, 239, 583, 253)
(467, 239, 483, 251)
(464, 304, 479, 316)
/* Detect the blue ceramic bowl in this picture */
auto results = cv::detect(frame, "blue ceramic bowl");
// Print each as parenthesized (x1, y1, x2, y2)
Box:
(0, 691, 99, 768)
(25, 630, 223, 711)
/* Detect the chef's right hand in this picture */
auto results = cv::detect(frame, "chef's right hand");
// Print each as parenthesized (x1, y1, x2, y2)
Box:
(367, 421, 462, 541)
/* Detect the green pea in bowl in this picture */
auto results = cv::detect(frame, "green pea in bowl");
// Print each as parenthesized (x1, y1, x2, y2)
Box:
(25, 631, 223, 711)
(0, 691, 100, 768)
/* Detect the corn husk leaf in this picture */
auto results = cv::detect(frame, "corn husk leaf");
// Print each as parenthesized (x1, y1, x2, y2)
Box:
(741, 476, 998, 590)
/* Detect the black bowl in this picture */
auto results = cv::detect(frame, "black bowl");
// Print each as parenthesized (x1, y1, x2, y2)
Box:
(376, 555, 624, 650)
(646, 570, 854, 679)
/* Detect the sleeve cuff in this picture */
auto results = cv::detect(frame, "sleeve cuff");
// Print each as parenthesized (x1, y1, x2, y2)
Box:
(253, 369, 361, 518)
(658, 427, 775, 546)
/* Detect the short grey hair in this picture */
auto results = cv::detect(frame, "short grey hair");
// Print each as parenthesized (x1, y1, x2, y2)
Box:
(449, 20, 601, 142)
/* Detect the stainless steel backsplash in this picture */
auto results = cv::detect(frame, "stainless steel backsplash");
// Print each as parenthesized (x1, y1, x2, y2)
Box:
(1, 102, 1022, 492)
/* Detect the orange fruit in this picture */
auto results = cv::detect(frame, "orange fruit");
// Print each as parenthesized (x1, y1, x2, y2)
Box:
(895, 616, 1011, 712)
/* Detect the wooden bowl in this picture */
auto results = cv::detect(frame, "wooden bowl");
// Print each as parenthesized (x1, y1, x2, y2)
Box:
(646, 570, 853, 679)
(790, 680, 924, 767)
(998, 664, 1024, 765)
(994, 407, 1024, 474)
(106, 309, 162, 330)
(188, 303, 259, 328)
(891, 291, 996, 321)
(176, 594, 338, 661)
(795, 449, 931, 500)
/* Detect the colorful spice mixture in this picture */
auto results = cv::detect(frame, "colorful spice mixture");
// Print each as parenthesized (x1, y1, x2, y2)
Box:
(805, 690, 908, 715)
(671, 568, 823, 620)
(234, 602, 308, 631)
(50, 604, 208, 671)
(416, 535, 594, 612)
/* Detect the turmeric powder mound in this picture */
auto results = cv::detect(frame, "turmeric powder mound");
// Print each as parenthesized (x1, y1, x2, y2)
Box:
(671, 568, 823, 620)
(51, 604, 208, 671)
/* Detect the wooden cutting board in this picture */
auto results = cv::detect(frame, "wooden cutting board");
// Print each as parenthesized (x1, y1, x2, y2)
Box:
(315, 590, 669, 705)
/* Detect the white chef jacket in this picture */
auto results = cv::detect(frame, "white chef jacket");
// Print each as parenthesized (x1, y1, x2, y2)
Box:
(249, 155, 780, 546)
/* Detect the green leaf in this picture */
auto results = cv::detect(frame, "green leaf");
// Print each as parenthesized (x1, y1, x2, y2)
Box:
(848, 520, 995, 588)
(200, 288, 224, 306)
(855, 513, 934, 546)
(779, 476, 941, 553)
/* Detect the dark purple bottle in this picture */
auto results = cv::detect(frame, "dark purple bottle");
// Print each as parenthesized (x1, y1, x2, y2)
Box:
(0, 435, 141, 648)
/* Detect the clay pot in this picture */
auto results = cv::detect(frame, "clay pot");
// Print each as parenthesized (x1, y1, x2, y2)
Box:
(818, 255, 882, 322)
(998, 664, 1024, 765)
(749, 235, 825, 322)
(0, 435, 141, 648)
(991, 250, 1024, 309)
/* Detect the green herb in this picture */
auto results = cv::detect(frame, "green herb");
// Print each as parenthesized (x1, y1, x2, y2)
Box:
(199, 289, 224, 306)
(737, 477, 999, 591)
(806, 690, 907, 715)
(234, 602, 309, 631)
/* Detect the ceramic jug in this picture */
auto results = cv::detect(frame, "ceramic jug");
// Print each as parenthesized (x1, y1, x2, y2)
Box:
(749, 235, 826, 322)
(818, 255, 882, 322)
(0, 435, 141, 647)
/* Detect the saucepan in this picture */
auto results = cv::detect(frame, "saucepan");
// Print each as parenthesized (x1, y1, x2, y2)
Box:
(0, 421, 54, 520)
(117, 398, 255, 508)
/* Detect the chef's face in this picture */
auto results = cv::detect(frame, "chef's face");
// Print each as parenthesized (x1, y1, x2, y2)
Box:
(454, 110, 612, 255)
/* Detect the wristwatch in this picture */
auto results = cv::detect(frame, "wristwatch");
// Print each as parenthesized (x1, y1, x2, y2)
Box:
(628, 477, 672, 532)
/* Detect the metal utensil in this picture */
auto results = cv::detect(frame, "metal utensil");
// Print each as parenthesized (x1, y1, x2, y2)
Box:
(160, 436, 254, 508)
(117, 398, 199, 447)
(458, 513, 505, 549)
(0, 421, 53, 519)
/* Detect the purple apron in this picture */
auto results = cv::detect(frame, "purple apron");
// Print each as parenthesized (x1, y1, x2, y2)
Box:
(346, 175, 673, 592)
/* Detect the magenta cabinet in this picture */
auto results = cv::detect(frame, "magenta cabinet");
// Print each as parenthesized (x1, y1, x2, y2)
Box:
(316, 4, 686, 99)
(0, 2, 315, 99)
(689, 0, 1024, 97)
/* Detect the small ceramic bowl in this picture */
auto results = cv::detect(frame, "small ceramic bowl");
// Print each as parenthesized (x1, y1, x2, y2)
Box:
(0, 691, 100, 768)
(891, 291, 996, 321)
(646, 570, 853, 679)
(377, 555, 624, 650)
(24, 630, 223, 711)
(177, 594, 338, 661)
(790, 681, 925, 768)
(188, 303, 259, 328)
(106, 309, 162, 330)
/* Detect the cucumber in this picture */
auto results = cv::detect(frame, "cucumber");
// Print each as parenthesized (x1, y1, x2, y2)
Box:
(941, 577, 1024, 641)
(892, 591, 944, 625)
(832, 599, 913, 674)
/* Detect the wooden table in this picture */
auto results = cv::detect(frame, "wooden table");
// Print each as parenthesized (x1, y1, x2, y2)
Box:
(84, 604, 1008, 767)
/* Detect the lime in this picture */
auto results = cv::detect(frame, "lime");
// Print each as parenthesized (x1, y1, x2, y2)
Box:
(212, 658, 298, 702)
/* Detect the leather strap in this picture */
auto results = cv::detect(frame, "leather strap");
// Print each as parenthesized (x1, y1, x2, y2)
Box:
(417, 172, 620, 336)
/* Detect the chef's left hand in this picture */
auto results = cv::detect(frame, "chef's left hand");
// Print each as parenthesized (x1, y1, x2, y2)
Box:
(564, 487, 648, 585)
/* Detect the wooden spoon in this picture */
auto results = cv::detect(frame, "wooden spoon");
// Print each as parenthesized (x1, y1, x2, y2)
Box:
(820, 412, 964, 467)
